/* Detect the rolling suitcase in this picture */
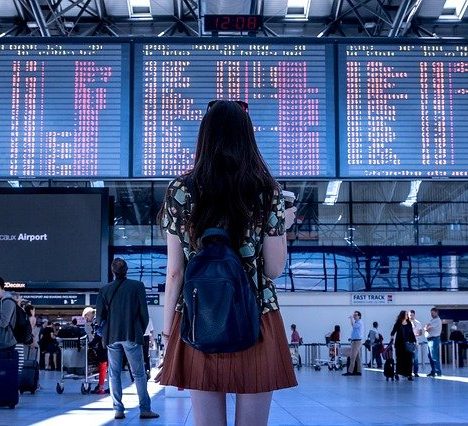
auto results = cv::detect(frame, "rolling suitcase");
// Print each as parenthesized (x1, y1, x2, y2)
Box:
(19, 347, 39, 394)
(0, 349, 20, 408)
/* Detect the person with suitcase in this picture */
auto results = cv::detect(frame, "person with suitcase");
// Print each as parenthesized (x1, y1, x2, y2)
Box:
(0, 277, 20, 408)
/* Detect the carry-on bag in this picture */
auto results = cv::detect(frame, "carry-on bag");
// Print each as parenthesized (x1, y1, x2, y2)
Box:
(19, 347, 39, 394)
(0, 349, 20, 408)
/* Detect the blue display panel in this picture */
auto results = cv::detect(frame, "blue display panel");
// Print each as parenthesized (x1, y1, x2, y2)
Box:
(0, 42, 130, 177)
(133, 40, 336, 178)
(339, 43, 468, 178)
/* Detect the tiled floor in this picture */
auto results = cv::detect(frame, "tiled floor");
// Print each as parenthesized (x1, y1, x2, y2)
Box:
(1, 366, 467, 426)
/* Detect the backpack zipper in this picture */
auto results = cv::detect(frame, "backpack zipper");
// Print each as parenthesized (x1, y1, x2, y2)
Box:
(192, 288, 198, 343)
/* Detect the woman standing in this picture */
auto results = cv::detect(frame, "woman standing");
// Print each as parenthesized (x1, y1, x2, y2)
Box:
(390, 310, 417, 381)
(158, 100, 297, 426)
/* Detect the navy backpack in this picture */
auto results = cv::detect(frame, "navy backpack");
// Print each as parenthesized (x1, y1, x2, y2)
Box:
(180, 228, 261, 354)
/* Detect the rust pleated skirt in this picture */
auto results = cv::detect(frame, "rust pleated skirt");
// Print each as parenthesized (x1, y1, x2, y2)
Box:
(158, 309, 298, 394)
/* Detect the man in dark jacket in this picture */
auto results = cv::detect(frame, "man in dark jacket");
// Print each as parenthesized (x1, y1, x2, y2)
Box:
(96, 258, 159, 420)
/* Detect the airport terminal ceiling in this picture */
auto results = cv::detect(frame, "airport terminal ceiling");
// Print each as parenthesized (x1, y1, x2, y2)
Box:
(0, 0, 468, 38)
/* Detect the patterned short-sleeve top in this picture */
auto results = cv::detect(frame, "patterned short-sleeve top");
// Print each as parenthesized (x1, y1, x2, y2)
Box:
(162, 176, 285, 314)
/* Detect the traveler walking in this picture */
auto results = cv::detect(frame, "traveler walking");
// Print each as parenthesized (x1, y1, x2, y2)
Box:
(157, 100, 297, 426)
(390, 310, 416, 381)
(368, 321, 383, 368)
(424, 307, 442, 377)
(96, 258, 159, 420)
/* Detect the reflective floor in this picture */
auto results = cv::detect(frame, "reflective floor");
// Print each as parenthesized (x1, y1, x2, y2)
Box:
(1, 365, 467, 426)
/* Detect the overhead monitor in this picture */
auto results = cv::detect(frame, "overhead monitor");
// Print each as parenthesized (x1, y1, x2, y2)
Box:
(0, 189, 109, 290)
(0, 42, 130, 178)
(339, 42, 468, 178)
(133, 40, 336, 178)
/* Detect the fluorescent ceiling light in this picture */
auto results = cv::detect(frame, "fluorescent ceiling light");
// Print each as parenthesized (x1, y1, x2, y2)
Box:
(286, 0, 311, 19)
(127, 0, 152, 20)
(323, 180, 342, 206)
(440, 0, 468, 20)
(400, 180, 422, 207)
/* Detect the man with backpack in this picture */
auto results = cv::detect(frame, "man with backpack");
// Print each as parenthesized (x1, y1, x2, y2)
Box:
(0, 277, 17, 353)
(0, 276, 20, 408)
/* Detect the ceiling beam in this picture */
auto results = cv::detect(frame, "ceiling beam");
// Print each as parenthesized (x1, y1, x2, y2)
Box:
(29, 0, 51, 36)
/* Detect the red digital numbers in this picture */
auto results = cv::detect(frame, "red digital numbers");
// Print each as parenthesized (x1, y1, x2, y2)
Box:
(206, 15, 261, 32)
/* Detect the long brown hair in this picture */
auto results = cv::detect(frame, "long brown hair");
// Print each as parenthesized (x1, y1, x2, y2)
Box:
(186, 100, 277, 249)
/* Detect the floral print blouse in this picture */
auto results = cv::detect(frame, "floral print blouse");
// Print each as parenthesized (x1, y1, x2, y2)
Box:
(162, 176, 286, 314)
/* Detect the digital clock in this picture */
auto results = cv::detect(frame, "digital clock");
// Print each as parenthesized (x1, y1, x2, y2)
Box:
(204, 15, 263, 32)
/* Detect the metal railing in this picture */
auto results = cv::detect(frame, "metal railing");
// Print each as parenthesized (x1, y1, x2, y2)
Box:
(300, 340, 467, 370)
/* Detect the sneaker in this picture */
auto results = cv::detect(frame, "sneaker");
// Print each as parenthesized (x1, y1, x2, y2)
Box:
(342, 372, 355, 376)
(427, 372, 436, 377)
(114, 412, 125, 420)
(414, 373, 419, 377)
(436, 372, 442, 377)
(140, 411, 160, 419)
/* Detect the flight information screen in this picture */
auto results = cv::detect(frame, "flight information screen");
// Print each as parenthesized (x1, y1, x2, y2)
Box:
(133, 41, 336, 178)
(339, 43, 468, 178)
(0, 42, 130, 177)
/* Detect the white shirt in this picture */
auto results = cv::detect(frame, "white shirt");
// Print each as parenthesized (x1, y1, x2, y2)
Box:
(411, 318, 425, 344)
(425, 316, 442, 338)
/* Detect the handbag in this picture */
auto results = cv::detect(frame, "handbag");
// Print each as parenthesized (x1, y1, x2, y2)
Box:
(363, 338, 371, 351)
(405, 342, 416, 353)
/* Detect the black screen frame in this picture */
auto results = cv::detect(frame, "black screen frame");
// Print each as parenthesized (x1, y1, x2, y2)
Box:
(0, 187, 109, 290)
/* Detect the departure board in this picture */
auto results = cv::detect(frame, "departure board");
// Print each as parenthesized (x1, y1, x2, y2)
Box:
(339, 43, 468, 178)
(133, 41, 335, 178)
(0, 42, 130, 177)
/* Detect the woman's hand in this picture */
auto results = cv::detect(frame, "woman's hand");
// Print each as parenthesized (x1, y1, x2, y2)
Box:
(285, 206, 297, 230)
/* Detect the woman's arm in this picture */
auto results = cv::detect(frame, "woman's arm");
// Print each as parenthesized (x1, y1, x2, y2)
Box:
(262, 234, 287, 279)
(162, 232, 185, 341)
(262, 206, 296, 279)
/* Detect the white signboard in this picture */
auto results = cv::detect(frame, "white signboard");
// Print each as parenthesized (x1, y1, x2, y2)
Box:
(351, 293, 394, 305)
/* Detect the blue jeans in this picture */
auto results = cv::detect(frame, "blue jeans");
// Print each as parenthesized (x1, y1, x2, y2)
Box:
(427, 337, 442, 375)
(107, 341, 151, 413)
(413, 344, 419, 374)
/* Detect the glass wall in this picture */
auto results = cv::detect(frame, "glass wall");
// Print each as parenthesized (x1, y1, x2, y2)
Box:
(2, 179, 467, 291)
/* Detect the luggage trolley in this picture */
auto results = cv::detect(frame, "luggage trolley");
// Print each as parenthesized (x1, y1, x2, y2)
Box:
(55, 336, 97, 394)
(289, 344, 302, 368)
(314, 341, 348, 371)
(326, 341, 345, 371)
